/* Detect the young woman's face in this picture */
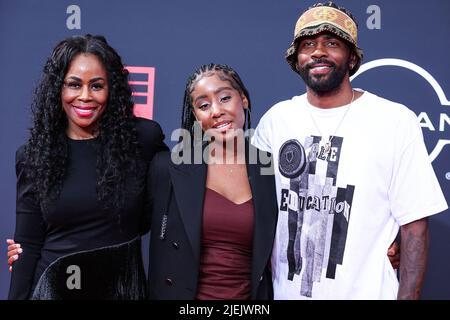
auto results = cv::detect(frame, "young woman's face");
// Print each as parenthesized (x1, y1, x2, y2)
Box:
(190, 73, 248, 143)
(61, 53, 108, 139)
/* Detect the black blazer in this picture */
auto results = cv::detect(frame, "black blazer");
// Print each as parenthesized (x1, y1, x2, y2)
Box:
(146, 141, 278, 299)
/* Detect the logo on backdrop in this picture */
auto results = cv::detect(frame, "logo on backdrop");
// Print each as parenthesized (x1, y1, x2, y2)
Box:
(125, 66, 155, 120)
(352, 58, 450, 163)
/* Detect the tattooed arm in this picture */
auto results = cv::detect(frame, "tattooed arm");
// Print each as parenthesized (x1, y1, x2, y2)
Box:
(397, 217, 429, 300)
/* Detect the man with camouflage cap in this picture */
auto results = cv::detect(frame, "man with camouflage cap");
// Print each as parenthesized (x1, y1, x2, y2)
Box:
(252, 1, 447, 299)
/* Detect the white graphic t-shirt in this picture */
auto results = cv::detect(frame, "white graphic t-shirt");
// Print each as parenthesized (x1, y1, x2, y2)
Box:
(252, 90, 448, 299)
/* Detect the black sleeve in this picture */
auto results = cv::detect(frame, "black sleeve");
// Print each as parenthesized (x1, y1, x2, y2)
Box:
(139, 154, 157, 235)
(134, 118, 168, 235)
(134, 117, 169, 162)
(8, 146, 46, 300)
(140, 151, 171, 236)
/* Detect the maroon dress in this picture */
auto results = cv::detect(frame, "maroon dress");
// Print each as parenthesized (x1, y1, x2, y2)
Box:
(195, 188, 254, 300)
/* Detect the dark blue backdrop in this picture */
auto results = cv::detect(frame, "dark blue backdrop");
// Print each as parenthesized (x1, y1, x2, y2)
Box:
(0, 0, 448, 299)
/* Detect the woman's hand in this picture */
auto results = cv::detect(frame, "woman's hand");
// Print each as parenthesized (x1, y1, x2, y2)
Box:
(6, 239, 22, 272)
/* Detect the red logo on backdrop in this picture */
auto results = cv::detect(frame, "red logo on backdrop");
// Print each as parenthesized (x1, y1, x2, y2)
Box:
(125, 66, 155, 120)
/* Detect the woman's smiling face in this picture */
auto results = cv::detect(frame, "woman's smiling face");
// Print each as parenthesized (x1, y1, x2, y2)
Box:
(190, 72, 248, 143)
(61, 53, 108, 138)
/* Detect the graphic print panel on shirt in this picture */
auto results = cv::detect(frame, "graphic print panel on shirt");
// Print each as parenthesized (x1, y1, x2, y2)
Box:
(277, 136, 355, 297)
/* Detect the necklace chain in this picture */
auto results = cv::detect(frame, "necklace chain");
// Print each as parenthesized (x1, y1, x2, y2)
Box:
(306, 90, 355, 156)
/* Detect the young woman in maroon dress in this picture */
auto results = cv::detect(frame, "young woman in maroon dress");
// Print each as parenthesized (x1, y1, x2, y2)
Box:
(145, 63, 278, 299)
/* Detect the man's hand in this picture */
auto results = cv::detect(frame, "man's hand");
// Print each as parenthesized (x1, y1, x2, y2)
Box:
(387, 240, 400, 269)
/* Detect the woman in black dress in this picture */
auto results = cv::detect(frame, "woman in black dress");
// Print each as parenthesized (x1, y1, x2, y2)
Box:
(7, 34, 166, 299)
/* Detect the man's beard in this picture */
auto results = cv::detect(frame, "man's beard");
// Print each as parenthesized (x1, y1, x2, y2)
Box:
(298, 58, 350, 94)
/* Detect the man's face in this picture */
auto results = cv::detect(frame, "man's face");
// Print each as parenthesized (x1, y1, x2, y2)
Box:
(296, 32, 354, 94)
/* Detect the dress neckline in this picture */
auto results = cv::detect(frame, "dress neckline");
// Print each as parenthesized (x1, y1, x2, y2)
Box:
(65, 135, 99, 143)
(206, 187, 253, 206)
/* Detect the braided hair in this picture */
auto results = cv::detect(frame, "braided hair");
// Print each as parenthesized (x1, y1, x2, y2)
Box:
(181, 63, 252, 141)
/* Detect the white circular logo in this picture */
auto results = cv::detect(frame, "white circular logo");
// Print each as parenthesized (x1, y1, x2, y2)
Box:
(351, 58, 450, 163)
